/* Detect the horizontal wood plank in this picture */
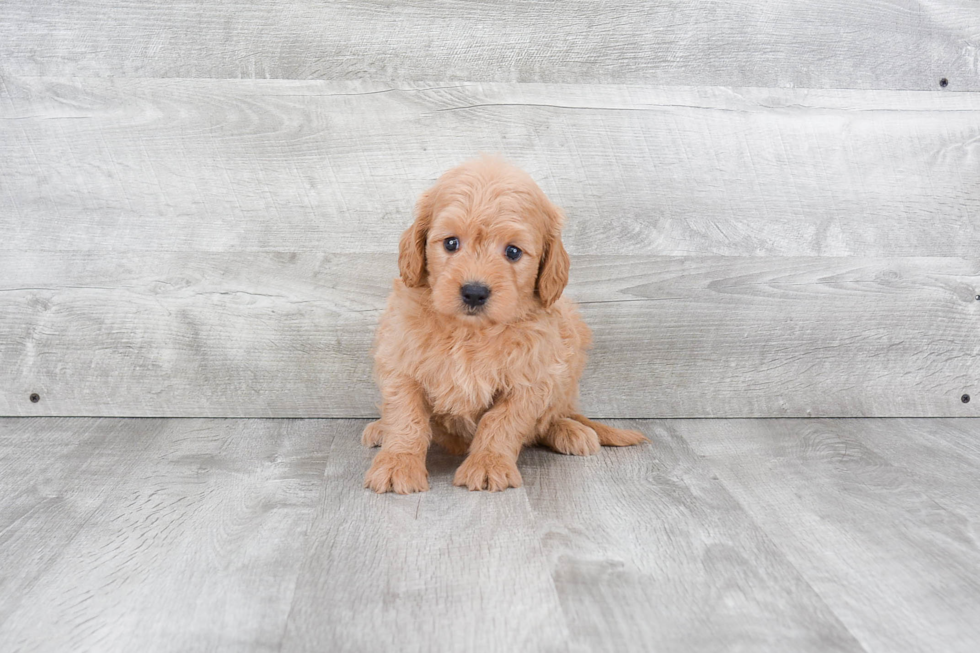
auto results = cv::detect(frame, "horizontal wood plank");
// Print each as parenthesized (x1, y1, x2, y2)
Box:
(3, 78, 980, 256)
(1, 252, 976, 418)
(0, 1, 977, 90)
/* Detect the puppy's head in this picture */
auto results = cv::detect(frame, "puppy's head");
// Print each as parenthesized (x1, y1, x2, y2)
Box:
(398, 156, 569, 325)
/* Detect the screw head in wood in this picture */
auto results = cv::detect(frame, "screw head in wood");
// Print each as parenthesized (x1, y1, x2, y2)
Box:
(963, 394, 971, 404)
(939, 78, 949, 88)
(29, 393, 40, 403)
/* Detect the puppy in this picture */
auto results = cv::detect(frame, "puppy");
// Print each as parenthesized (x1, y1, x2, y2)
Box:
(363, 156, 646, 493)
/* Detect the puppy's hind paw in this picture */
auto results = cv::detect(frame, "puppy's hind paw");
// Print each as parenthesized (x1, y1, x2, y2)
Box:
(571, 414, 648, 447)
(542, 417, 601, 456)
(361, 420, 384, 447)
(454, 451, 522, 492)
(365, 451, 429, 494)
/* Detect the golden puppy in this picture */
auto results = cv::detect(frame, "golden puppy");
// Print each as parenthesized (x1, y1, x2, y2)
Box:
(363, 156, 645, 493)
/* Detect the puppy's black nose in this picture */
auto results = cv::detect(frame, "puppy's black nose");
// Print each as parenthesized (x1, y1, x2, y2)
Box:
(460, 283, 491, 308)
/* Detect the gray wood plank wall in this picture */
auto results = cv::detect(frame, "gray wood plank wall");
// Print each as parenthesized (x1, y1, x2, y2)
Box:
(2, 1, 977, 89)
(1, 2, 978, 418)
(3, 79, 979, 256)
(2, 253, 977, 417)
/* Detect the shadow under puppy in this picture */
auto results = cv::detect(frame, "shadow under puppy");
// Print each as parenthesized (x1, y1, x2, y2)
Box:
(363, 156, 646, 493)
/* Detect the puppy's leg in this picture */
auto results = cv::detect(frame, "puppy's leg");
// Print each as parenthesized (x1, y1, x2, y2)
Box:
(540, 417, 601, 456)
(571, 414, 648, 447)
(361, 420, 384, 447)
(454, 390, 538, 492)
(364, 377, 431, 494)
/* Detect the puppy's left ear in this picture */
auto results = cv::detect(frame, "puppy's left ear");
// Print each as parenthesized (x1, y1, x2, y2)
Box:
(536, 204, 570, 308)
(398, 189, 434, 287)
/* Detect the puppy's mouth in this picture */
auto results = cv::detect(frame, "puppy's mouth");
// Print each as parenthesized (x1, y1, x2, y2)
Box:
(458, 300, 496, 322)
(462, 304, 487, 317)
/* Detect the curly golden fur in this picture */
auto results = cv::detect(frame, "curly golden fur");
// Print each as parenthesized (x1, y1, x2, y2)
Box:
(363, 156, 646, 493)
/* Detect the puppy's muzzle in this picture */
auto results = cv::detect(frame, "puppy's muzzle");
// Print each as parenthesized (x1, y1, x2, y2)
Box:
(460, 282, 491, 309)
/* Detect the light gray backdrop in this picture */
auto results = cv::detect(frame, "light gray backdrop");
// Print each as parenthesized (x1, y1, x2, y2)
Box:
(1, 1, 978, 417)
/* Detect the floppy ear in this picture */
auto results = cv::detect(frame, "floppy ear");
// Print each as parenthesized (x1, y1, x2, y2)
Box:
(536, 224, 570, 308)
(398, 189, 434, 287)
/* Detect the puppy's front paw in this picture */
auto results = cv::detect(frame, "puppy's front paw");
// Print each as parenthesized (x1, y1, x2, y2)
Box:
(454, 451, 522, 492)
(364, 451, 429, 494)
(361, 420, 384, 447)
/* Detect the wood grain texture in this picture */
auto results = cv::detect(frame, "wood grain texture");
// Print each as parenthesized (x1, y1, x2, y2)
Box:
(520, 420, 862, 652)
(3, 77, 980, 256)
(280, 421, 571, 652)
(0, 418, 331, 652)
(1, 0, 977, 89)
(0, 251, 382, 418)
(3, 417, 979, 651)
(0, 418, 165, 625)
(680, 418, 980, 653)
(848, 419, 980, 524)
(2, 252, 977, 418)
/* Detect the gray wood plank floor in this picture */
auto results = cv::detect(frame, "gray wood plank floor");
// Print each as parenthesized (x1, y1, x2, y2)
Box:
(2, 417, 978, 652)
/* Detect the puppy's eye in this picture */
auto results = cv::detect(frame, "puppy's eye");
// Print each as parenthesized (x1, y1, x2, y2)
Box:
(505, 245, 522, 261)
(444, 237, 459, 252)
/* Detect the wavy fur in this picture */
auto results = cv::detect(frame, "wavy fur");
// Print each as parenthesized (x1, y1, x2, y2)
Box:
(364, 156, 646, 493)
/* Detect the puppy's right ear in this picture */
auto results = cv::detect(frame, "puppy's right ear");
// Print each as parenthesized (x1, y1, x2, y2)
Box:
(398, 189, 434, 287)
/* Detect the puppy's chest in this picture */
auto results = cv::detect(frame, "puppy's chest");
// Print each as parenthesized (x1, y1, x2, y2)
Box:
(416, 340, 509, 418)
